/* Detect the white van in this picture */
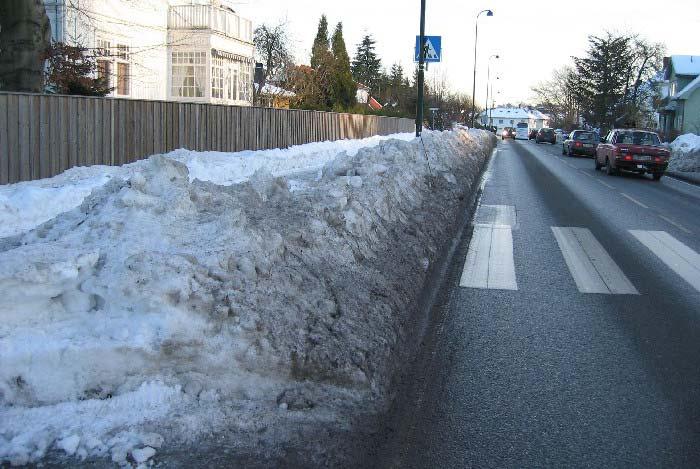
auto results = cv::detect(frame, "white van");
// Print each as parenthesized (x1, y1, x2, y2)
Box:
(515, 122, 529, 140)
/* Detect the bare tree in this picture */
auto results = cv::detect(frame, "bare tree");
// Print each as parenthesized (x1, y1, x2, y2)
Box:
(0, 0, 51, 92)
(253, 22, 291, 106)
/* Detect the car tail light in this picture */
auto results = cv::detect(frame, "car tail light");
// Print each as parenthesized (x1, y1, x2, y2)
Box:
(623, 154, 633, 161)
(654, 157, 662, 162)
(575, 142, 582, 147)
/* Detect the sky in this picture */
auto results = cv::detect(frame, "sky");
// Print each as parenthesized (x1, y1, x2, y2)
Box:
(235, 0, 700, 107)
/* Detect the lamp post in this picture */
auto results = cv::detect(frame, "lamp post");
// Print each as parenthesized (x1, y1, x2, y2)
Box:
(485, 54, 499, 128)
(470, 9, 493, 127)
(416, 0, 427, 137)
(489, 76, 500, 127)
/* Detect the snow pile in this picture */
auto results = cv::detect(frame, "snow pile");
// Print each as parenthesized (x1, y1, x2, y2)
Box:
(0, 129, 493, 466)
(0, 132, 414, 239)
(668, 133, 700, 172)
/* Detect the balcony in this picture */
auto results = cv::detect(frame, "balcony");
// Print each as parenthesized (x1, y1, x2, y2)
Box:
(168, 4, 253, 43)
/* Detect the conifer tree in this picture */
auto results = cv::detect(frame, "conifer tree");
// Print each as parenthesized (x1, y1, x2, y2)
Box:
(310, 15, 330, 70)
(351, 34, 382, 94)
(331, 22, 356, 110)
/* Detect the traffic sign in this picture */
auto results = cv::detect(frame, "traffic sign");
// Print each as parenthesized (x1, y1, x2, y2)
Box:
(415, 36, 442, 63)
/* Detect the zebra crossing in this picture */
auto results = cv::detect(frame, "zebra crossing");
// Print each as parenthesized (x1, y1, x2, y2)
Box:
(460, 205, 700, 295)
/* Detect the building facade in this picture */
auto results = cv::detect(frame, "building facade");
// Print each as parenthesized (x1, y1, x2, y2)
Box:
(480, 107, 550, 132)
(43, 0, 254, 105)
(657, 55, 700, 139)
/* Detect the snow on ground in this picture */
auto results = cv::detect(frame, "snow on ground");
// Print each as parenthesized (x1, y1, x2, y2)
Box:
(0, 129, 493, 466)
(668, 133, 700, 172)
(0, 133, 414, 239)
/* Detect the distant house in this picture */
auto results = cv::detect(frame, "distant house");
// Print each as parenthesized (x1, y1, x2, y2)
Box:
(657, 55, 700, 139)
(254, 83, 296, 109)
(43, 0, 255, 105)
(356, 83, 382, 111)
(479, 107, 550, 132)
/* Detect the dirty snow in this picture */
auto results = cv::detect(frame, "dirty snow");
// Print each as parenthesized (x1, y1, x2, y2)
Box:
(0, 133, 413, 239)
(668, 133, 700, 172)
(0, 129, 493, 466)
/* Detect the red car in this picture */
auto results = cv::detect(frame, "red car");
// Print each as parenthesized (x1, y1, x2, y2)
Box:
(595, 129, 670, 180)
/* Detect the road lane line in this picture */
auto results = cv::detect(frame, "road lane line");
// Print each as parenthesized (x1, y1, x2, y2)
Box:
(667, 176, 700, 189)
(596, 179, 616, 189)
(658, 215, 692, 234)
(620, 193, 649, 209)
(630, 230, 700, 293)
(552, 227, 638, 294)
(579, 171, 593, 178)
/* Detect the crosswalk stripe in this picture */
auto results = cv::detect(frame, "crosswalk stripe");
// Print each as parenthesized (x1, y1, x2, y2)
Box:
(630, 230, 700, 293)
(552, 227, 638, 294)
(460, 205, 518, 290)
(460, 225, 518, 290)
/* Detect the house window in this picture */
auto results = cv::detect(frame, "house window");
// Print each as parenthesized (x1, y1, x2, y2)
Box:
(510, 119, 514, 124)
(226, 63, 239, 101)
(97, 60, 111, 87)
(96, 39, 111, 57)
(239, 64, 252, 102)
(499, 119, 503, 124)
(117, 63, 129, 95)
(116, 44, 130, 60)
(171, 51, 206, 98)
(212, 57, 225, 99)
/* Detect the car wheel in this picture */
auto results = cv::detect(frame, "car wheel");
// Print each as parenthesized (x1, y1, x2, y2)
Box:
(652, 172, 663, 181)
(605, 158, 616, 176)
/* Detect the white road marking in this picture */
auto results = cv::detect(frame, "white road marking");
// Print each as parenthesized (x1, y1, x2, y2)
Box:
(474, 204, 516, 227)
(460, 225, 518, 290)
(666, 176, 700, 190)
(658, 215, 692, 234)
(552, 227, 638, 294)
(620, 193, 649, 209)
(460, 205, 518, 290)
(630, 230, 700, 293)
(596, 179, 616, 189)
(579, 171, 593, 178)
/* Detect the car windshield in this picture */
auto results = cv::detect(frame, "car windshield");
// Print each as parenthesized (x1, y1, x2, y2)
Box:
(573, 132, 595, 141)
(616, 131, 660, 146)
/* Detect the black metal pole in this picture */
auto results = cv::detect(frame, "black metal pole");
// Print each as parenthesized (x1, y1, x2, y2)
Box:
(485, 59, 490, 129)
(470, 18, 478, 128)
(416, 0, 426, 137)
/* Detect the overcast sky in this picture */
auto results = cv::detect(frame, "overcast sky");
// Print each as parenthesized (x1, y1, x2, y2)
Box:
(236, 0, 700, 106)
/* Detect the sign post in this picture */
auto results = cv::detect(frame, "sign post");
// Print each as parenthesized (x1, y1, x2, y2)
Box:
(416, 0, 427, 137)
(414, 33, 442, 136)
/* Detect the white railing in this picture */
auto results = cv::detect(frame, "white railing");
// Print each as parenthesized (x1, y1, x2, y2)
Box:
(168, 5, 253, 43)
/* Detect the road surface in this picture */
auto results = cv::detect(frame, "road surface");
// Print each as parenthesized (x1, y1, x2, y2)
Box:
(374, 137, 700, 468)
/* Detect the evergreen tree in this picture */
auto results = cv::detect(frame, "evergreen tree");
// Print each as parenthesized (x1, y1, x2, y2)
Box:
(573, 33, 633, 128)
(310, 15, 330, 70)
(330, 22, 356, 110)
(351, 34, 382, 94)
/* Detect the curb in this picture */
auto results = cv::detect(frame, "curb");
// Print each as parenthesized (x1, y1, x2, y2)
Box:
(667, 171, 700, 186)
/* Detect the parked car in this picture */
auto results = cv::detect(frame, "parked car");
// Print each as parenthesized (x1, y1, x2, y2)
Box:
(536, 127, 556, 144)
(528, 128, 538, 140)
(562, 130, 598, 157)
(501, 127, 515, 139)
(594, 129, 670, 180)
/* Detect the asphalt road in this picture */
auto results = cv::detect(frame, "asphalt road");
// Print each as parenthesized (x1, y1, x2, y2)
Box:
(374, 137, 700, 468)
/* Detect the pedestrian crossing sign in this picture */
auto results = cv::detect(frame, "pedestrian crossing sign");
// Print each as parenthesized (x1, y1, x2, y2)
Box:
(415, 36, 442, 63)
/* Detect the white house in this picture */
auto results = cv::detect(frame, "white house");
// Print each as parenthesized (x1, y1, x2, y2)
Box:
(43, 0, 254, 105)
(480, 107, 550, 132)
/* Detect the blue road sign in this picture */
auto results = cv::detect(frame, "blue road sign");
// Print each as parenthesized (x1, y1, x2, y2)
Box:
(415, 36, 442, 62)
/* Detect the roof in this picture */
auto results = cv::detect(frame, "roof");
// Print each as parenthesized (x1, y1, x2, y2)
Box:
(675, 74, 700, 100)
(481, 107, 550, 121)
(368, 96, 382, 111)
(669, 55, 700, 77)
(254, 83, 295, 97)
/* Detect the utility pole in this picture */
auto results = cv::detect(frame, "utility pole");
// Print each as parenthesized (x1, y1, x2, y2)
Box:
(416, 0, 426, 137)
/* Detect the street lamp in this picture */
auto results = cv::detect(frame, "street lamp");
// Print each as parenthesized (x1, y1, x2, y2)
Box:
(470, 9, 493, 127)
(489, 80, 500, 126)
(485, 54, 499, 128)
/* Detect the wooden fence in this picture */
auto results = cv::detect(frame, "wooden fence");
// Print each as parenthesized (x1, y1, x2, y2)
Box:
(0, 92, 414, 185)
